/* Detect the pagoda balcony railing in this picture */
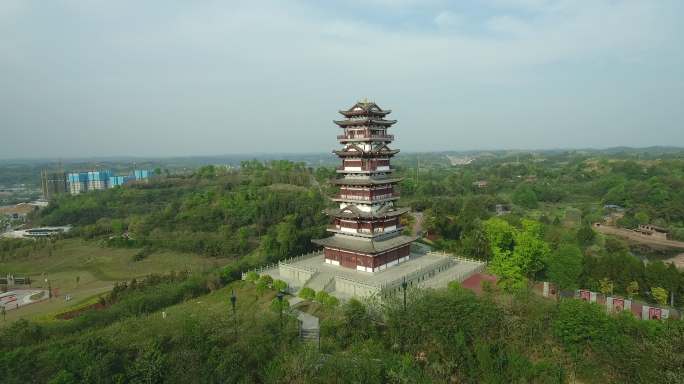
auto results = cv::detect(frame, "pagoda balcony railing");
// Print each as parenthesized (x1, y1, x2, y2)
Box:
(334, 192, 399, 201)
(335, 166, 393, 171)
(337, 134, 394, 141)
(327, 225, 403, 236)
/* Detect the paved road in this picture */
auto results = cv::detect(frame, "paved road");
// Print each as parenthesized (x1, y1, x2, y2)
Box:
(0, 289, 47, 311)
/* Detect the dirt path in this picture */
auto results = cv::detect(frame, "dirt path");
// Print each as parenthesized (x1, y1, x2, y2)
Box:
(665, 253, 684, 269)
(593, 225, 684, 250)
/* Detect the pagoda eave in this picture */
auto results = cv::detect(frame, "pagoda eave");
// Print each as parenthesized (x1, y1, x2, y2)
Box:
(331, 177, 403, 186)
(330, 195, 399, 204)
(332, 149, 400, 157)
(325, 206, 410, 219)
(339, 109, 392, 117)
(312, 234, 417, 255)
(333, 119, 397, 127)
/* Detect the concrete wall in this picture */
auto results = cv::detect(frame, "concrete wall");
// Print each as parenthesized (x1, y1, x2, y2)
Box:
(278, 264, 315, 286)
(334, 276, 380, 297)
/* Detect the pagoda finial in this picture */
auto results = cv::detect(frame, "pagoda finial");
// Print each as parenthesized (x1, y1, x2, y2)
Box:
(359, 97, 371, 104)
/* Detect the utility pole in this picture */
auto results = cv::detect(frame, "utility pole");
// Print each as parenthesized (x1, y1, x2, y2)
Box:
(230, 289, 238, 338)
(276, 291, 284, 331)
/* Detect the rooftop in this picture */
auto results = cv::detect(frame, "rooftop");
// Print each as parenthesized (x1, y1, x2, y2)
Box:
(334, 118, 397, 127)
(312, 233, 417, 254)
(338, 100, 392, 117)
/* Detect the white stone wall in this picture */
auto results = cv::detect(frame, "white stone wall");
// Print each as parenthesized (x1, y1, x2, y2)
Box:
(278, 264, 315, 285)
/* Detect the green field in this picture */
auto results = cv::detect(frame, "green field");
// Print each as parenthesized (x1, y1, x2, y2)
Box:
(1, 239, 231, 323)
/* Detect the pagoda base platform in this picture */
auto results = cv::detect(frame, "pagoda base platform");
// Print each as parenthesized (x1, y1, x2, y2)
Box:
(249, 246, 486, 300)
(313, 234, 418, 273)
(323, 245, 410, 273)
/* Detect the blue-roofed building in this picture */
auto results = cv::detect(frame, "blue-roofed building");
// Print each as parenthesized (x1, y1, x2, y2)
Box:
(133, 169, 153, 181)
(66, 169, 152, 195)
(87, 170, 112, 191)
(108, 175, 129, 188)
(67, 172, 88, 195)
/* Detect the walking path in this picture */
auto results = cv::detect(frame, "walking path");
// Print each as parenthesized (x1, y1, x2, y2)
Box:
(288, 297, 320, 343)
(288, 297, 319, 329)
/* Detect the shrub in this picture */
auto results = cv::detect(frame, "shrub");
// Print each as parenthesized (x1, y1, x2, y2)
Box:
(244, 271, 259, 283)
(131, 246, 154, 262)
(315, 290, 330, 304)
(315, 291, 339, 306)
(272, 279, 287, 292)
(324, 295, 339, 307)
(258, 275, 273, 286)
(298, 287, 316, 301)
(553, 299, 614, 350)
(447, 280, 463, 292)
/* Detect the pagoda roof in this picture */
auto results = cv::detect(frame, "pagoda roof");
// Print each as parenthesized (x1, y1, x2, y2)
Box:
(333, 144, 400, 157)
(312, 233, 417, 254)
(334, 118, 396, 127)
(325, 205, 409, 219)
(338, 100, 392, 117)
(332, 176, 403, 186)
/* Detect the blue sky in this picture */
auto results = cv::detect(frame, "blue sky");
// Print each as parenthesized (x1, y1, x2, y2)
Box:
(1, 0, 683, 158)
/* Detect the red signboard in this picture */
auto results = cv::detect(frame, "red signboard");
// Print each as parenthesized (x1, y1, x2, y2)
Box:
(648, 307, 662, 320)
(579, 290, 591, 301)
(613, 298, 624, 312)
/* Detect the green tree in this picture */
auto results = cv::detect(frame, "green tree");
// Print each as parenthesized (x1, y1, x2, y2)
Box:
(130, 340, 165, 384)
(599, 278, 614, 296)
(626, 281, 639, 299)
(553, 299, 613, 350)
(651, 287, 668, 306)
(512, 184, 538, 209)
(484, 218, 549, 290)
(576, 223, 595, 246)
(546, 244, 583, 290)
(270, 296, 290, 313)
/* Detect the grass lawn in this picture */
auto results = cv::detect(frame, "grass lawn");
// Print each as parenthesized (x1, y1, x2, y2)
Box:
(1, 239, 231, 324)
(56, 280, 284, 350)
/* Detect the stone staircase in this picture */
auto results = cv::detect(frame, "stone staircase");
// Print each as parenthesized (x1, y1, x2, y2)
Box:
(299, 328, 320, 344)
(303, 272, 331, 292)
(289, 297, 321, 346)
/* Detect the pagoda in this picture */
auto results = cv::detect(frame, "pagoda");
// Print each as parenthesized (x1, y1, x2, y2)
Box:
(313, 99, 417, 272)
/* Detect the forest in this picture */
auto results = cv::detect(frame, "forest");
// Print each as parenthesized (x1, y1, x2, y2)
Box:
(1, 273, 682, 383)
(2, 151, 684, 383)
